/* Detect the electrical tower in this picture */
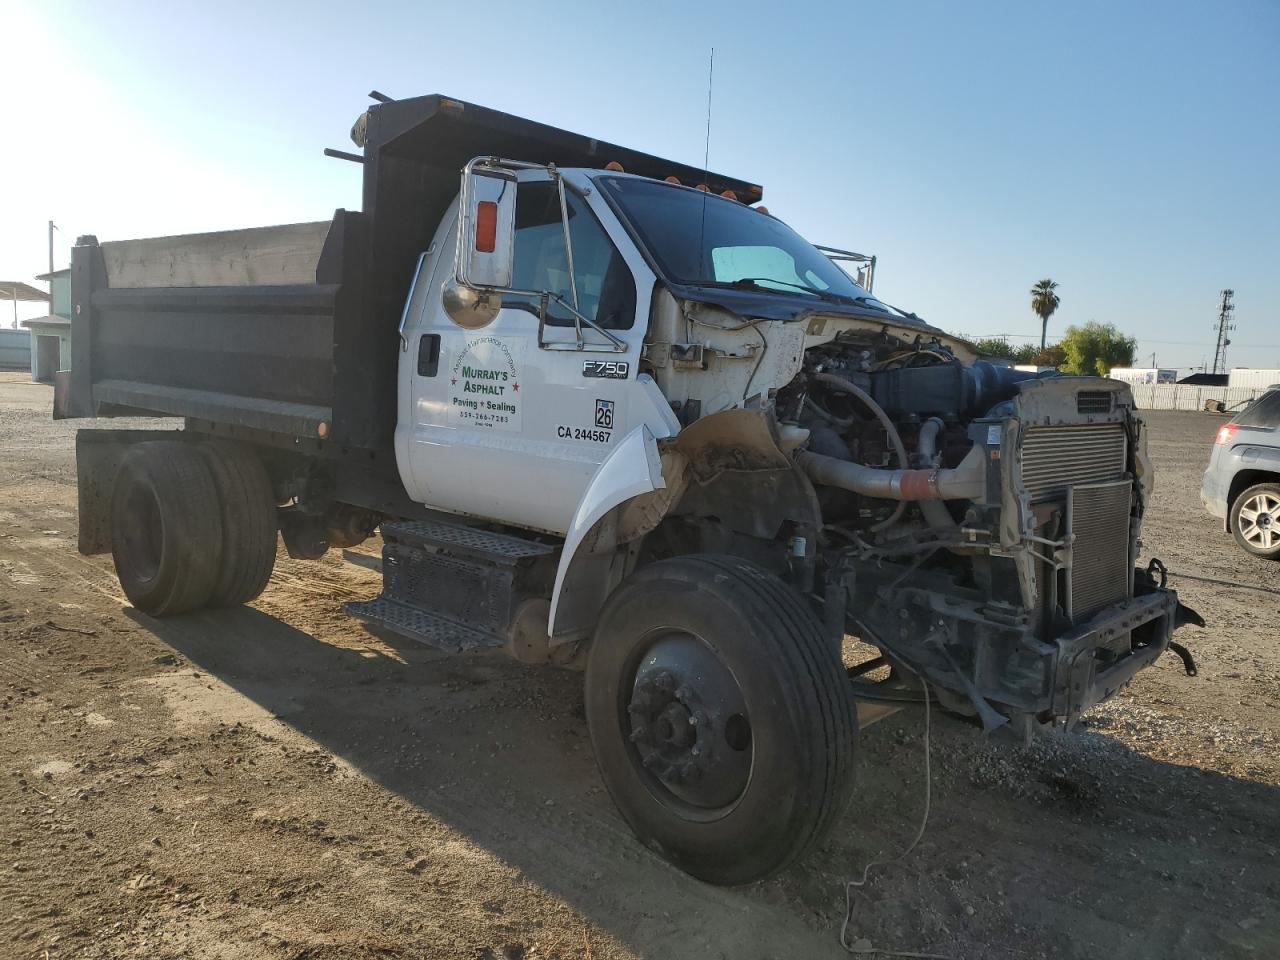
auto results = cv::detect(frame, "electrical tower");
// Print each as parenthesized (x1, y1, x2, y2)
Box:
(1211, 289, 1235, 376)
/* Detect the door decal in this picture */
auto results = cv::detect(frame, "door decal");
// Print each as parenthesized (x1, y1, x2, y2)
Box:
(448, 335, 525, 431)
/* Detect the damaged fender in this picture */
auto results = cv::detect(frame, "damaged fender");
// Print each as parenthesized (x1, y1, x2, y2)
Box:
(549, 425, 675, 640)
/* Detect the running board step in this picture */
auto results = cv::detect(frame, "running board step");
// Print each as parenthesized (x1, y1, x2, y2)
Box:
(344, 517, 558, 655)
(345, 597, 503, 653)
(379, 519, 555, 564)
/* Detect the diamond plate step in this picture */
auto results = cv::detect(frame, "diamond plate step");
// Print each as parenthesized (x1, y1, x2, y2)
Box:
(344, 597, 503, 654)
(380, 519, 555, 565)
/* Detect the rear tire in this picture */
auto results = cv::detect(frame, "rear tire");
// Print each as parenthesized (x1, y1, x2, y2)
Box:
(584, 554, 858, 885)
(198, 441, 278, 605)
(110, 441, 222, 616)
(1231, 482, 1280, 559)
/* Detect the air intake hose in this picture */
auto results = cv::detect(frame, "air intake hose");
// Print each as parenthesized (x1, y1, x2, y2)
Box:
(797, 446, 985, 502)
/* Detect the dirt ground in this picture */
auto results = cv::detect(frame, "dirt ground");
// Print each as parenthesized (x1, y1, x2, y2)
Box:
(1, 370, 1277, 960)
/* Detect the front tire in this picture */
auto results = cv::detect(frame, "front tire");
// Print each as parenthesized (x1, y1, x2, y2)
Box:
(1231, 483, 1280, 559)
(110, 441, 222, 616)
(584, 554, 857, 885)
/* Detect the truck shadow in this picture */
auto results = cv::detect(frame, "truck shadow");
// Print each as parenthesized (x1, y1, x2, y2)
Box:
(127, 604, 1280, 960)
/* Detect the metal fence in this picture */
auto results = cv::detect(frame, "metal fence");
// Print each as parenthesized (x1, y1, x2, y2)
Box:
(0, 329, 31, 371)
(1128, 383, 1265, 412)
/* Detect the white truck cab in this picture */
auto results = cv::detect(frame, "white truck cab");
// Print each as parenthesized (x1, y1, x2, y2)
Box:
(396, 168, 675, 536)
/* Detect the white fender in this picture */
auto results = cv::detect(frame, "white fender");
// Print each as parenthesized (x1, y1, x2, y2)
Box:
(549, 424, 666, 636)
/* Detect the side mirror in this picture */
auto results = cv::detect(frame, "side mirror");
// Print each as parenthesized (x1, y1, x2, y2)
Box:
(445, 164, 517, 329)
(458, 166, 516, 289)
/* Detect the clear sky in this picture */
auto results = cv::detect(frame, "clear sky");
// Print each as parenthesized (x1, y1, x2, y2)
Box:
(2, 0, 1277, 371)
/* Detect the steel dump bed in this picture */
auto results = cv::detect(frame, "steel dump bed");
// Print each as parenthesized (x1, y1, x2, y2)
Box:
(65, 94, 761, 454)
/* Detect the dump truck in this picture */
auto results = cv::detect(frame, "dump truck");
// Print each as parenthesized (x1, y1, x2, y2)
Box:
(62, 93, 1200, 885)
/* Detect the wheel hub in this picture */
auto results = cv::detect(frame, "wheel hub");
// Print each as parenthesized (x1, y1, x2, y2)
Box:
(625, 635, 752, 809)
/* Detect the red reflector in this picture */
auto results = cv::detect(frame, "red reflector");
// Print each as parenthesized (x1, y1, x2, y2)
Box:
(1216, 423, 1237, 445)
(475, 201, 498, 253)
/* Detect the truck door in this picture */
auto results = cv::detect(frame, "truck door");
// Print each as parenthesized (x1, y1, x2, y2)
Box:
(396, 171, 670, 535)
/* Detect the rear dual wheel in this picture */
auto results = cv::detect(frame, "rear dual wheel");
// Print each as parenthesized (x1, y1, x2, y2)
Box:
(585, 554, 858, 885)
(110, 440, 277, 616)
(197, 441, 278, 605)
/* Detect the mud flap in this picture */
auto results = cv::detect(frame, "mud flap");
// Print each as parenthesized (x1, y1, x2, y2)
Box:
(75, 428, 187, 555)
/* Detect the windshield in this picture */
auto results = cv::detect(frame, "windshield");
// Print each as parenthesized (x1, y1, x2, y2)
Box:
(598, 175, 878, 305)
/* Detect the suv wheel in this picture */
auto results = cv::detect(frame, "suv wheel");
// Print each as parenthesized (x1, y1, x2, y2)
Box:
(1231, 483, 1280, 559)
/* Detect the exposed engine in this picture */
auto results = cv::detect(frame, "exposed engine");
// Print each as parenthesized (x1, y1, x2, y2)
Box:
(643, 294, 1186, 733)
(778, 330, 1039, 541)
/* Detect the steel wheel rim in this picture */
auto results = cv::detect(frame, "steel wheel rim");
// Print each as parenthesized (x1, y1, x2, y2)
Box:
(1239, 492, 1280, 550)
(622, 630, 754, 818)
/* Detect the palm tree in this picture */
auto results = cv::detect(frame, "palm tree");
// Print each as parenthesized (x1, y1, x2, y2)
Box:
(1030, 279, 1060, 351)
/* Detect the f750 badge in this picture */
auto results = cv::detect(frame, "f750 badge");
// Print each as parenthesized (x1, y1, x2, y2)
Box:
(583, 360, 629, 379)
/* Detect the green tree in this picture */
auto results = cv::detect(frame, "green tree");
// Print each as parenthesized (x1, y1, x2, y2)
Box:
(1060, 322, 1137, 376)
(1012, 342, 1041, 364)
(973, 337, 1017, 360)
(1030, 279, 1061, 351)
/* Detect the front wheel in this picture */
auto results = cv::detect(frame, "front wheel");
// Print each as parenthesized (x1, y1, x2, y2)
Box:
(584, 554, 857, 885)
(1231, 482, 1280, 559)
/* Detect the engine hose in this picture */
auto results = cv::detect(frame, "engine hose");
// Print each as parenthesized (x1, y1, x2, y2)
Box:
(812, 372, 908, 532)
(916, 418, 957, 531)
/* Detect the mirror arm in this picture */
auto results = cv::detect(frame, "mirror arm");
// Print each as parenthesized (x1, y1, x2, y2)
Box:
(553, 170, 581, 313)
(537, 292, 626, 352)
(537, 291, 551, 349)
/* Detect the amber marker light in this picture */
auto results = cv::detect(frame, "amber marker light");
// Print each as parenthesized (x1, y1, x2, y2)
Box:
(475, 201, 498, 253)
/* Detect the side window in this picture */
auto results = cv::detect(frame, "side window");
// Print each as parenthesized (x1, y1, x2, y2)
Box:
(504, 182, 636, 330)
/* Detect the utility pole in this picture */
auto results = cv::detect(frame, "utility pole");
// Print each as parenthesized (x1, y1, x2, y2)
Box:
(1211, 289, 1235, 376)
(48, 221, 58, 280)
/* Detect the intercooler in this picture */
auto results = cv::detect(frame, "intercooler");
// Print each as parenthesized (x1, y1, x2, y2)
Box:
(1019, 423, 1131, 621)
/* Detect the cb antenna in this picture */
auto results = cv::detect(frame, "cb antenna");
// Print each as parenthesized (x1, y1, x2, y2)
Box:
(697, 48, 715, 281)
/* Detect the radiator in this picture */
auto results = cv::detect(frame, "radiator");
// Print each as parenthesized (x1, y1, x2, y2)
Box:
(1067, 479, 1134, 620)
(1019, 423, 1128, 499)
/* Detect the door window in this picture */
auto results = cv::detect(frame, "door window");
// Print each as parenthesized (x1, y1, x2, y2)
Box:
(504, 182, 635, 330)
